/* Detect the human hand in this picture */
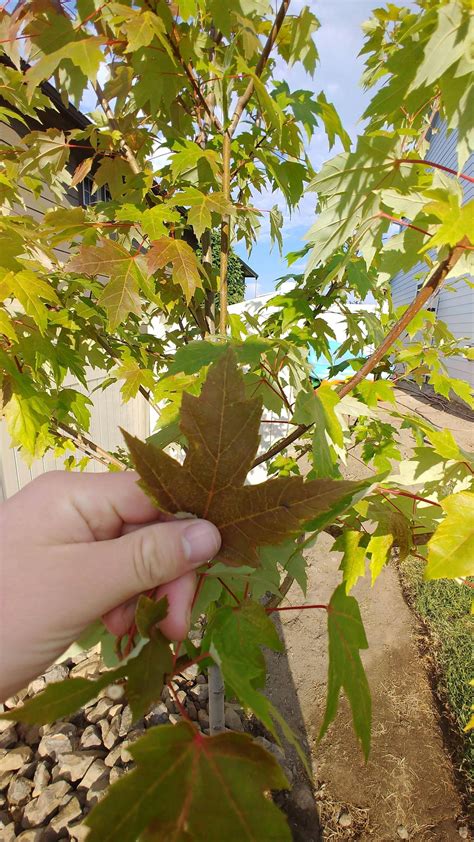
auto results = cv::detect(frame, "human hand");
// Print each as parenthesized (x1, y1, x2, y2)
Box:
(0, 470, 221, 701)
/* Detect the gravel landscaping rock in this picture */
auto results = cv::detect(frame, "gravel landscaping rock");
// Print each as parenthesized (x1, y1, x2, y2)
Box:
(0, 647, 267, 837)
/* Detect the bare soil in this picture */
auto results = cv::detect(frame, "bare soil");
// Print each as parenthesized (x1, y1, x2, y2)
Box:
(267, 387, 473, 841)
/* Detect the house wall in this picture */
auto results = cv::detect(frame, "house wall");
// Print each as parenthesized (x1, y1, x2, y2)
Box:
(390, 113, 474, 388)
(0, 120, 149, 499)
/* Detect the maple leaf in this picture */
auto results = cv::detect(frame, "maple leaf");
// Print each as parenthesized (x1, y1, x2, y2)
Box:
(85, 721, 291, 842)
(146, 237, 203, 302)
(124, 348, 364, 566)
(67, 239, 146, 329)
(319, 584, 371, 759)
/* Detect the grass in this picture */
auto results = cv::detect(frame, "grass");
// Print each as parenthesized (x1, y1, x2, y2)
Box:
(399, 556, 473, 783)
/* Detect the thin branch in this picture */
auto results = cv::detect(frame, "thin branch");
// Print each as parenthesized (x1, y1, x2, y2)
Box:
(252, 238, 468, 468)
(166, 24, 223, 132)
(54, 421, 124, 470)
(227, 0, 291, 138)
(219, 131, 231, 335)
(337, 238, 468, 397)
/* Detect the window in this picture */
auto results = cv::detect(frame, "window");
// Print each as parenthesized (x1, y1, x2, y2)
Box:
(82, 176, 111, 206)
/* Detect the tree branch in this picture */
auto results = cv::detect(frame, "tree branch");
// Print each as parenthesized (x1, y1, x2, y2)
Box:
(227, 0, 291, 138)
(166, 24, 223, 132)
(252, 239, 468, 467)
(54, 422, 124, 470)
(219, 132, 231, 335)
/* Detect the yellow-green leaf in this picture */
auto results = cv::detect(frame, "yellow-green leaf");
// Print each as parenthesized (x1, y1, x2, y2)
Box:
(424, 491, 474, 580)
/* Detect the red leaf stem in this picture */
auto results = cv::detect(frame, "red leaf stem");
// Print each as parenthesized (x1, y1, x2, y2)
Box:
(266, 603, 328, 613)
(397, 158, 474, 184)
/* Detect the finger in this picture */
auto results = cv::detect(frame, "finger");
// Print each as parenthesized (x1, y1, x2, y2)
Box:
(67, 518, 221, 625)
(102, 572, 196, 641)
(17, 470, 166, 543)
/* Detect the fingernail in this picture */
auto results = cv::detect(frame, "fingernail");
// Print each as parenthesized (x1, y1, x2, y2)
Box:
(182, 521, 221, 567)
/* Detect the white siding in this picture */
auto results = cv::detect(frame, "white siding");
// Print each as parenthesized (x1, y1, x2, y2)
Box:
(390, 113, 474, 389)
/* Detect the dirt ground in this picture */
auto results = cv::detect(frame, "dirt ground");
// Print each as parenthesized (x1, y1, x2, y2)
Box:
(267, 387, 473, 841)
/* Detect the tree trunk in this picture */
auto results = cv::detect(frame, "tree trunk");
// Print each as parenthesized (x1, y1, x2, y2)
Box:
(208, 663, 225, 735)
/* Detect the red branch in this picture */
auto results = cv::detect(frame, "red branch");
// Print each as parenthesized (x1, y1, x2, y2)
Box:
(397, 158, 474, 184)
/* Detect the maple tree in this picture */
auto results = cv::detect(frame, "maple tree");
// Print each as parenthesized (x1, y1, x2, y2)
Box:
(0, 0, 473, 838)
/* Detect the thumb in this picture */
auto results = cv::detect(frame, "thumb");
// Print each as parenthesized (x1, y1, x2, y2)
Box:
(76, 518, 221, 620)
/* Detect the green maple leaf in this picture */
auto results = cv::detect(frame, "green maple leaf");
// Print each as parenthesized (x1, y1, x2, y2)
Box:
(25, 37, 104, 98)
(424, 491, 474, 580)
(146, 236, 203, 302)
(85, 721, 290, 842)
(170, 141, 220, 181)
(3, 270, 59, 334)
(335, 530, 367, 594)
(67, 239, 146, 329)
(175, 188, 234, 239)
(113, 356, 156, 402)
(411, 1, 471, 90)
(319, 584, 371, 759)
(124, 349, 365, 567)
(0, 670, 125, 725)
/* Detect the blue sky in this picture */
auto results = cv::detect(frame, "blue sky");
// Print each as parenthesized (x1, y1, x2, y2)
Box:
(237, 0, 379, 299)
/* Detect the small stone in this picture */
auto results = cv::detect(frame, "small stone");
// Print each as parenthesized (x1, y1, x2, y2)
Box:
(396, 827, 409, 840)
(224, 706, 243, 732)
(196, 675, 207, 685)
(0, 723, 17, 749)
(186, 702, 198, 721)
(69, 822, 90, 841)
(86, 697, 114, 725)
(188, 629, 202, 641)
(108, 703, 123, 719)
(0, 720, 13, 734)
(50, 795, 82, 835)
(80, 724, 102, 750)
(338, 812, 352, 828)
(121, 743, 132, 764)
(104, 745, 123, 768)
(55, 751, 97, 783)
(190, 683, 208, 704)
(33, 762, 51, 796)
(39, 721, 77, 739)
(7, 775, 33, 807)
(292, 784, 315, 812)
(145, 703, 168, 728)
(165, 697, 177, 714)
(99, 717, 119, 751)
(176, 690, 187, 707)
(27, 677, 46, 697)
(78, 759, 108, 790)
(197, 709, 209, 730)
(85, 771, 109, 807)
(183, 663, 199, 679)
(110, 766, 128, 784)
(169, 714, 181, 725)
(0, 746, 33, 773)
(17, 722, 41, 747)
(17, 830, 45, 841)
(1, 824, 16, 842)
(70, 653, 102, 679)
(119, 704, 133, 736)
(38, 732, 74, 760)
(44, 663, 69, 685)
(22, 780, 71, 828)
(458, 827, 469, 839)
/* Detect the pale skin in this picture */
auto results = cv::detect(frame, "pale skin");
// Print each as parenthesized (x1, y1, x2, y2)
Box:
(0, 471, 221, 702)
